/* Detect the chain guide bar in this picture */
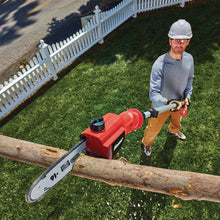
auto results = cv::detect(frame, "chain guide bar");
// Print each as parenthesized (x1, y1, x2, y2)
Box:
(26, 139, 86, 203)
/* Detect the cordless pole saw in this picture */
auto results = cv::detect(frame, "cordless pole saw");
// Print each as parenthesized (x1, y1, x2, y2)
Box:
(26, 101, 185, 203)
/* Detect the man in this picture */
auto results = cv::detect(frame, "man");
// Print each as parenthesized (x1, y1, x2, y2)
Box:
(142, 19, 194, 157)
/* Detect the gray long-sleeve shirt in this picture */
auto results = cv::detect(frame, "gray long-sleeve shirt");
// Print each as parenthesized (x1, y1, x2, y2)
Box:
(149, 51, 194, 108)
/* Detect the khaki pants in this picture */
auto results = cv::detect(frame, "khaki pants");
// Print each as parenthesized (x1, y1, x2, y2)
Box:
(142, 106, 181, 147)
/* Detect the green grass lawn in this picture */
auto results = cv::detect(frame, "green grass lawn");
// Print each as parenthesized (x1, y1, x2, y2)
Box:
(0, 0, 220, 219)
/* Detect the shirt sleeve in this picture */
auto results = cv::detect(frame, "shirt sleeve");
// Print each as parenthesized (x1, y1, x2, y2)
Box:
(149, 59, 167, 108)
(184, 59, 194, 100)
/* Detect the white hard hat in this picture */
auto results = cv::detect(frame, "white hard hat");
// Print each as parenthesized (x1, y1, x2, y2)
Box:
(168, 19, 192, 39)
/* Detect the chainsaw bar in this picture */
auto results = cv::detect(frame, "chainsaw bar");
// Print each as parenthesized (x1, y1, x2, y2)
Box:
(26, 139, 86, 203)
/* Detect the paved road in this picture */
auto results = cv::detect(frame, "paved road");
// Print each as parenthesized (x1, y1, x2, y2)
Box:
(0, 0, 112, 83)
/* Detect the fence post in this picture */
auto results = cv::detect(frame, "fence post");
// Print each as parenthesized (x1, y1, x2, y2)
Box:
(94, 5, 104, 44)
(39, 40, 58, 80)
(132, 0, 137, 18)
(180, 0, 185, 7)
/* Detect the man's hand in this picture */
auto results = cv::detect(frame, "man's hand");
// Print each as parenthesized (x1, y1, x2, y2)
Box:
(167, 100, 182, 112)
(184, 98, 191, 106)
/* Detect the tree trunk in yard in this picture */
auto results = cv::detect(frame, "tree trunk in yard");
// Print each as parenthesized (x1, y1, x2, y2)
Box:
(0, 134, 219, 203)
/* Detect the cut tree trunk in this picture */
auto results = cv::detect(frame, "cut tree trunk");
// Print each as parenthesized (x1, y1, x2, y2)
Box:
(0, 134, 219, 203)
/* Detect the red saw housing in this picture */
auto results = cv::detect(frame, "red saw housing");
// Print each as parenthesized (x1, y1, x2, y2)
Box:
(81, 109, 144, 159)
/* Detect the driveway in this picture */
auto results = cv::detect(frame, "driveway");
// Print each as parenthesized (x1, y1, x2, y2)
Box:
(0, 0, 119, 83)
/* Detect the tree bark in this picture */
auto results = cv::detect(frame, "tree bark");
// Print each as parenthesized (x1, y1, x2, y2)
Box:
(0, 134, 219, 203)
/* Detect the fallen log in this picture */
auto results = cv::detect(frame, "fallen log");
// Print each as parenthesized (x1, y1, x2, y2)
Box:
(0, 134, 219, 203)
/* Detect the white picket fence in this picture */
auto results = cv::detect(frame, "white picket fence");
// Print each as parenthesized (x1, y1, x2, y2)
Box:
(0, 0, 193, 119)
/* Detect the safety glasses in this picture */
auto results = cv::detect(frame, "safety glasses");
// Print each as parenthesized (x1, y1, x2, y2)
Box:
(171, 39, 189, 44)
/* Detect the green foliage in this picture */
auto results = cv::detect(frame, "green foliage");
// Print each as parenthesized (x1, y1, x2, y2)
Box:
(0, 1, 220, 219)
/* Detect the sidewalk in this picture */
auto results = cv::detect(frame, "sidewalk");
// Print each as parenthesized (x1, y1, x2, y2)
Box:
(0, 0, 120, 84)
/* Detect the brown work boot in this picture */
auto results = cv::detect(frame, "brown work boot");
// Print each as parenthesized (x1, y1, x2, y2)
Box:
(169, 130, 186, 140)
(143, 145, 152, 158)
